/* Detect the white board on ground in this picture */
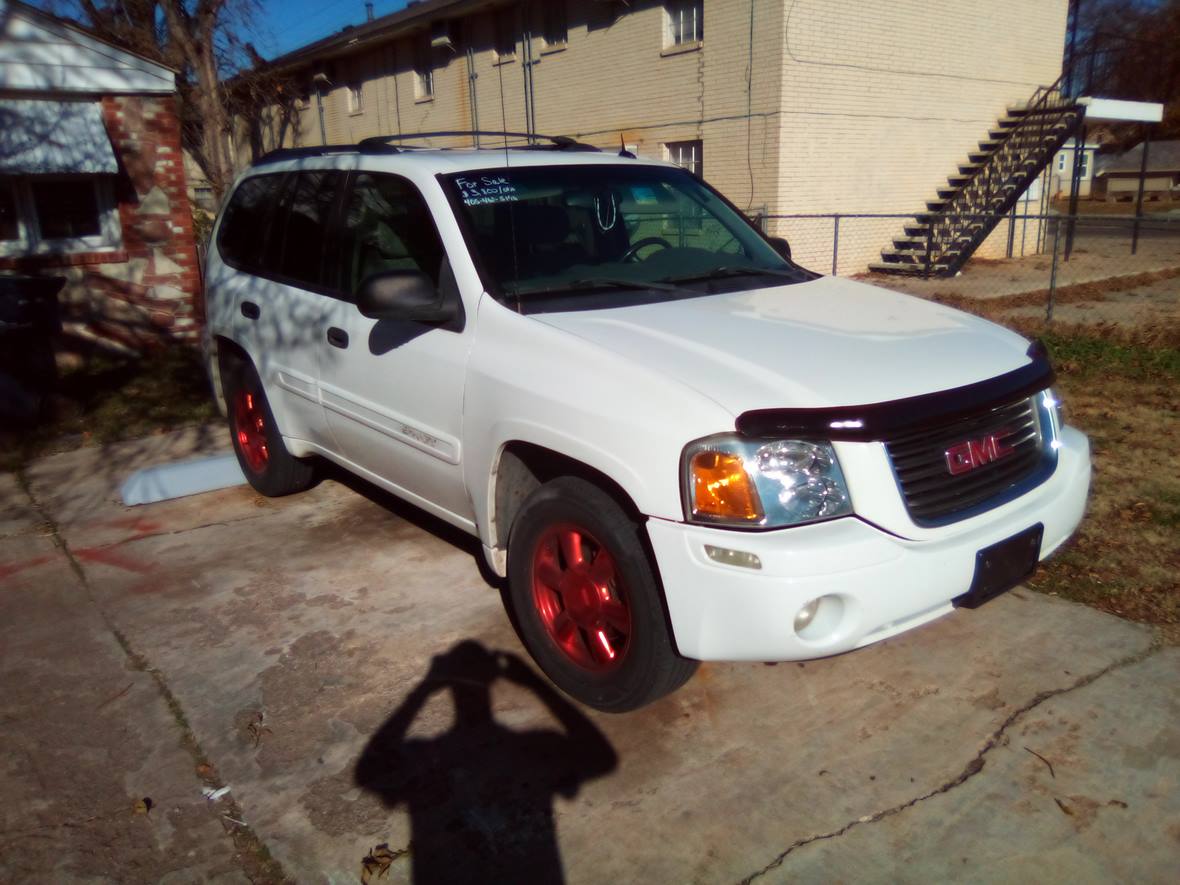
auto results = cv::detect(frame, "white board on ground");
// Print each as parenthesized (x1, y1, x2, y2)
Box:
(120, 453, 245, 506)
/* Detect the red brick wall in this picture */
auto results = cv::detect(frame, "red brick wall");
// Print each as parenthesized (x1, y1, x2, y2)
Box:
(97, 94, 201, 346)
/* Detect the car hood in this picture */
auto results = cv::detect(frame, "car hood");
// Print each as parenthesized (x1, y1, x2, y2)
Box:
(531, 275, 1034, 416)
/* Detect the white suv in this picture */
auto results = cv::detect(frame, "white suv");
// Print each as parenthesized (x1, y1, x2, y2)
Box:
(203, 134, 1091, 711)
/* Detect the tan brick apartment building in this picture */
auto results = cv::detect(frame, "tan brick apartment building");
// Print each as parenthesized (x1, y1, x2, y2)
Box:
(239, 0, 1070, 271)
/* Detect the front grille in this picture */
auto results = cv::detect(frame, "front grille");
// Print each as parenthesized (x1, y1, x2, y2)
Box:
(885, 395, 1047, 525)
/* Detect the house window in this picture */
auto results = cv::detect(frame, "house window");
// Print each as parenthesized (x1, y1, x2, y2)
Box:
(347, 84, 363, 114)
(665, 140, 702, 176)
(0, 176, 120, 256)
(541, 1, 568, 49)
(494, 7, 517, 60)
(1059, 150, 1089, 177)
(31, 180, 101, 239)
(415, 46, 435, 99)
(665, 0, 702, 47)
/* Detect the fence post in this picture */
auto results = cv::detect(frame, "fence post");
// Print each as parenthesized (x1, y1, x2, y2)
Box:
(831, 214, 840, 276)
(1131, 127, 1151, 256)
(1046, 215, 1062, 323)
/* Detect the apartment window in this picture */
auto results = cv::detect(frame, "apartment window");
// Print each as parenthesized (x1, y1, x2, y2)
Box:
(0, 176, 120, 256)
(494, 7, 517, 60)
(665, 0, 702, 47)
(541, 1, 568, 49)
(1079, 151, 1089, 177)
(347, 84, 363, 114)
(665, 140, 702, 176)
(1057, 154, 1065, 172)
(415, 47, 435, 100)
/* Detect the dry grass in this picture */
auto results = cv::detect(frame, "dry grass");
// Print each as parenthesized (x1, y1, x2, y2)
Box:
(928, 266, 1180, 322)
(949, 296, 1180, 639)
(0, 348, 217, 473)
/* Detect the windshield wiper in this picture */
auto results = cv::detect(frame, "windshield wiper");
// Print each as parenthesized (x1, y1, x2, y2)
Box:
(661, 265, 810, 285)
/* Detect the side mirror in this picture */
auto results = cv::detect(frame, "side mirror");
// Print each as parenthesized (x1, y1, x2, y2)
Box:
(355, 270, 457, 324)
(768, 236, 792, 262)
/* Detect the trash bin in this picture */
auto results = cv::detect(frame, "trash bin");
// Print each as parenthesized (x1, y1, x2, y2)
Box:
(0, 274, 64, 424)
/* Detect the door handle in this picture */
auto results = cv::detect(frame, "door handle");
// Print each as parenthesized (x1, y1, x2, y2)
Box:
(327, 327, 349, 349)
(240, 301, 260, 320)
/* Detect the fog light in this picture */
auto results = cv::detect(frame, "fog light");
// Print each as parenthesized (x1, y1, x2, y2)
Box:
(704, 544, 762, 570)
(794, 598, 820, 632)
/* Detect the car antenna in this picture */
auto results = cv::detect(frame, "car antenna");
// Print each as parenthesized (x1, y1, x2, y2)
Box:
(618, 134, 636, 159)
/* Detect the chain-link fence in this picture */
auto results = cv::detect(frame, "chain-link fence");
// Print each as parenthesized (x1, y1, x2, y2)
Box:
(761, 210, 1180, 325)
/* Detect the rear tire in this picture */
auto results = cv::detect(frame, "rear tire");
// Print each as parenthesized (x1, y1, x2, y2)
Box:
(222, 356, 316, 497)
(507, 476, 697, 712)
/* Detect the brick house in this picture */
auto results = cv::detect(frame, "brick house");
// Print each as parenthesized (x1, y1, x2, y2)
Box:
(0, 0, 199, 350)
(237, 0, 1077, 273)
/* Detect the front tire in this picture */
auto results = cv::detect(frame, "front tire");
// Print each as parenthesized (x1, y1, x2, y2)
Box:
(507, 477, 697, 712)
(222, 357, 316, 497)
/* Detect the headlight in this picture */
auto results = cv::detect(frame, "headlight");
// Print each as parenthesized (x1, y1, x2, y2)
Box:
(682, 435, 853, 528)
(1042, 387, 1065, 443)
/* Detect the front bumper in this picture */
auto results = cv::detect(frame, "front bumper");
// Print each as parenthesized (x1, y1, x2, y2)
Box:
(646, 425, 1090, 661)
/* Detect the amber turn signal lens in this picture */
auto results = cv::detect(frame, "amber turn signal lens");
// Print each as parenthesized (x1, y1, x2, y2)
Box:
(690, 451, 763, 522)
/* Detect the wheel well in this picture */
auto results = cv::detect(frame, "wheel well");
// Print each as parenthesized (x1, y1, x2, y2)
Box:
(491, 443, 688, 662)
(492, 442, 643, 553)
(210, 336, 250, 415)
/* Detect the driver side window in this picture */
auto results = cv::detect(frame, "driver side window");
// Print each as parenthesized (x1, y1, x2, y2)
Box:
(340, 173, 445, 296)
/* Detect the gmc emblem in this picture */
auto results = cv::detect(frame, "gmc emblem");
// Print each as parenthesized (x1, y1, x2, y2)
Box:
(945, 431, 1015, 476)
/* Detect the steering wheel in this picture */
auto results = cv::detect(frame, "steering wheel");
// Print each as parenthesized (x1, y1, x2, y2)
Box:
(621, 237, 673, 263)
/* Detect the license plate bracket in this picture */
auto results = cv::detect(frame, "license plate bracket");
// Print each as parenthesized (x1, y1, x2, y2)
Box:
(954, 523, 1044, 609)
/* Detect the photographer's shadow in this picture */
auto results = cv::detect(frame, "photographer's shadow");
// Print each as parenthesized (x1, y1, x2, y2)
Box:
(355, 641, 618, 884)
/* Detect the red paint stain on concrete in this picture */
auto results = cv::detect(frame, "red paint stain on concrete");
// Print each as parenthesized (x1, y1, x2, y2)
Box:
(0, 555, 55, 582)
(75, 547, 156, 575)
(101, 516, 165, 536)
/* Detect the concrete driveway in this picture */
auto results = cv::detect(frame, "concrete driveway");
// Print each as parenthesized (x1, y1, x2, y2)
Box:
(2, 428, 1177, 883)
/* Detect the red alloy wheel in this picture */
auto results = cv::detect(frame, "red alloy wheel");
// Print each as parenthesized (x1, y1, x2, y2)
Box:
(233, 389, 270, 474)
(531, 523, 632, 672)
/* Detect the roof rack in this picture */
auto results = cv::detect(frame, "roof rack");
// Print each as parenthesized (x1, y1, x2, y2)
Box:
(357, 131, 601, 152)
(255, 131, 601, 167)
(254, 144, 375, 165)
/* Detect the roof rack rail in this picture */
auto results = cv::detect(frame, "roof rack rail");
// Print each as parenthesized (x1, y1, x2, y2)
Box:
(254, 145, 370, 165)
(356, 131, 600, 152)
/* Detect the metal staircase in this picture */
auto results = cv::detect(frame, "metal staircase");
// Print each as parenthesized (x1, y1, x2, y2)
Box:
(871, 79, 1082, 277)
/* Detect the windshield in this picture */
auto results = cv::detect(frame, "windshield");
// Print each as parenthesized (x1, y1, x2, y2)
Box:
(440, 164, 812, 310)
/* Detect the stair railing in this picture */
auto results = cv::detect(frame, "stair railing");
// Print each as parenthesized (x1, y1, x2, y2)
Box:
(925, 71, 1079, 275)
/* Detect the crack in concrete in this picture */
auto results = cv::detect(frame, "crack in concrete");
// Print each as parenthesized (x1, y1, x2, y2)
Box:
(738, 636, 1165, 884)
(15, 471, 293, 885)
(81, 511, 275, 552)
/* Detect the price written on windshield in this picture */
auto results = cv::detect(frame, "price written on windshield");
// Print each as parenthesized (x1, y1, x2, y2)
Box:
(456, 175, 519, 205)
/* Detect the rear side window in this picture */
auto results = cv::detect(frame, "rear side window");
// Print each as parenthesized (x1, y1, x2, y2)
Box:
(217, 174, 284, 270)
(339, 172, 444, 296)
(267, 170, 343, 290)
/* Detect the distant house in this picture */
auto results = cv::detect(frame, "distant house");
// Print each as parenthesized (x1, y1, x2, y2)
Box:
(1092, 139, 1180, 202)
(1050, 137, 1101, 198)
(0, 0, 200, 349)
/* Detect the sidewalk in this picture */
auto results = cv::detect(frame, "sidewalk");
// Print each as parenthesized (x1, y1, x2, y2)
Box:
(0, 472, 257, 883)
